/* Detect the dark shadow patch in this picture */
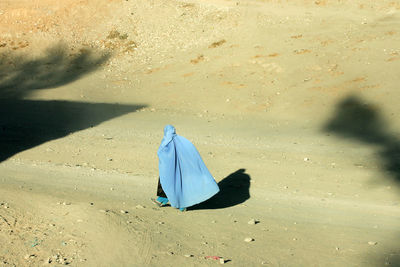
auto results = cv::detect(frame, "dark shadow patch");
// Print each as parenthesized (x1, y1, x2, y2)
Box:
(189, 168, 251, 210)
(0, 99, 144, 162)
(0, 44, 145, 163)
(324, 95, 400, 182)
(0, 44, 110, 99)
(323, 95, 400, 266)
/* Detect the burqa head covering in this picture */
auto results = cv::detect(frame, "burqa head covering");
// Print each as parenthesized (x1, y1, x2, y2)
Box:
(157, 125, 219, 209)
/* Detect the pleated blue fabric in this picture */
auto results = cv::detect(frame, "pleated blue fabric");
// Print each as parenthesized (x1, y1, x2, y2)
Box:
(157, 125, 219, 209)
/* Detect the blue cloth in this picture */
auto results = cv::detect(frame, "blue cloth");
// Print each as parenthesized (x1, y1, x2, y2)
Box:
(157, 125, 219, 209)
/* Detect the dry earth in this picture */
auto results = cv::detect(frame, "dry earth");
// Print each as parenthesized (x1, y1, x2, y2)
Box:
(1, 0, 400, 266)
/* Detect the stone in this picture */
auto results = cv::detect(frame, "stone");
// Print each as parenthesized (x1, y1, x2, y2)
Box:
(368, 241, 378, 245)
(24, 254, 36, 259)
(248, 219, 259, 225)
(244, 237, 254, 242)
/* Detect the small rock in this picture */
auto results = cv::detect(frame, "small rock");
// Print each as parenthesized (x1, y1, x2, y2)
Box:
(136, 205, 145, 209)
(120, 210, 128, 214)
(304, 157, 310, 161)
(368, 241, 378, 245)
(335, 247, 340, 251)
(184, 254, 193, 258)
(244, 237, 254, 242)
(211, 220, 216, 223)
(248, 219, 259, 225)
(99, 209, 108, 213)
(62, 202, 71, 205)
(25, 254, 36, 259)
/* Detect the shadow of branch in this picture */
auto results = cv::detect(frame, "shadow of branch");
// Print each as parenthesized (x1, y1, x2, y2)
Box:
(0, 43, 110, 99)
(324, 95, 400, 182)
(0, 43, 145, 163)
(0, 99, 145, 162)
(323, 95, 400, 266)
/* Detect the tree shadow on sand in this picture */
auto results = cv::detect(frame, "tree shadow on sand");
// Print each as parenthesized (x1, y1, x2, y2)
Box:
(323, 95, 400, 266)
(0, 43, 111, 99)
(324, 95, 400, 183)
(0, 44, 145, 163)
(0, 99, 144, 162)
(189, 169, 251, 210)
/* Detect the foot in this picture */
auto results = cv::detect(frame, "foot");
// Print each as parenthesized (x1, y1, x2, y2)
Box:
(151, 197, 169, 207)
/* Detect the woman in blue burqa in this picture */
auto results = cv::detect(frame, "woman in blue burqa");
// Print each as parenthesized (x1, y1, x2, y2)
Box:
(153, 125, 219, 211)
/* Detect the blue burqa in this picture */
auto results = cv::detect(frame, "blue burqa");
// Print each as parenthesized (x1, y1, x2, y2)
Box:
(157, 125, 220, 209)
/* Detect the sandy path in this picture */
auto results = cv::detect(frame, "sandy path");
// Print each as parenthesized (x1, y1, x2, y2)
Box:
(1, 150, 399, 266)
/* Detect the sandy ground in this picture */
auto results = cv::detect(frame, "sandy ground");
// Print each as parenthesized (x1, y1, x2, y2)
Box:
(1, 0, 400, 266)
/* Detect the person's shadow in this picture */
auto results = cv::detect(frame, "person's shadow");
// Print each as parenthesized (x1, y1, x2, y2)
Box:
(189, 169, 251, 210)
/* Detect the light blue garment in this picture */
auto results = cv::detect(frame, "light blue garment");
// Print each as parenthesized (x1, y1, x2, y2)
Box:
(157, 125, 220, 209)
